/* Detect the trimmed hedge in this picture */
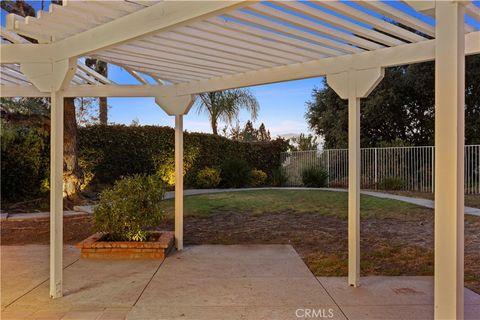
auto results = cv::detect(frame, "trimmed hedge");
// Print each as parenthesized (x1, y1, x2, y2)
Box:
(78, 125, 288, 189)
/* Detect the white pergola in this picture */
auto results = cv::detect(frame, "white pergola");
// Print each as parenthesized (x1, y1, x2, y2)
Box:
(1, 1, 479, 318)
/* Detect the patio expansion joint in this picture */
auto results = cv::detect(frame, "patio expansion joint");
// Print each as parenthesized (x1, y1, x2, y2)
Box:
(132, 257, 166, 306)
(314, 275, 351, 320)
(289, 246, 350, 320)
(2, 257, 80, 310)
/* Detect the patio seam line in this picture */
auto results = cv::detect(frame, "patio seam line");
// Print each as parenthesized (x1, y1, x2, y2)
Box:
(132, 257, 166, 306)
(2, 257, 80, 310)
(289, 246, 350, 320)
(313, 276, 350, 320)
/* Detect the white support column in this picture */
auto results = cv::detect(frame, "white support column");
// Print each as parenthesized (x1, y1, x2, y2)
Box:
(174, 115, 184, 250)
(327, 68, 384, 287)
(155, 94, 195, 251)
(348, 83, 361, 287)
(20, 59, 76, 299)
(50, 91, 64, 298)
(434, 1, 465, 319)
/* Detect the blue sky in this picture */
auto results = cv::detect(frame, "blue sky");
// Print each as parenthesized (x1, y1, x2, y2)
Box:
(107, 71, 322, 136)
(2, 1, 479, 137)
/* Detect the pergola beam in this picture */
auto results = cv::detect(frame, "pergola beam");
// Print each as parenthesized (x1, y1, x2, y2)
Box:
(172, 31, 480, 96)
(2, 31, 478, 98)
(48, 1, 252, 61)
(2, 1, 253, 63)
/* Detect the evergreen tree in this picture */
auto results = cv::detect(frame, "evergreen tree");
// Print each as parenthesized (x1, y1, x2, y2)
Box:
(306, 56, 480, 148)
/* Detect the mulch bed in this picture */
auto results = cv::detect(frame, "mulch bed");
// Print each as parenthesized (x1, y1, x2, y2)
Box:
(1, 211, 479, 293)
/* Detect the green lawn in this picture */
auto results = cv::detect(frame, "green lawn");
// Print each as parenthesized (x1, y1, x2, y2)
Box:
(161, 190, 430, 219)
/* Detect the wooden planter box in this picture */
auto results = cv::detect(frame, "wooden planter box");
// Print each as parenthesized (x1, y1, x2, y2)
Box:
(76, 231, 174, 259)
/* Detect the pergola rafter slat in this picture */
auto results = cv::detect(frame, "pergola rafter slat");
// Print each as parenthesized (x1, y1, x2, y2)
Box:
(139, 36, 279, 68)
(206, 16, 343, 57)
(95, 50, 230, 77)
(271, 1, 406, 47)
(312, 0, 428, 43)
(247, 2, 385, 50)
(224, 10, 362, 54)
(355, 0, 435, 37)
(193, 20, 326, 59)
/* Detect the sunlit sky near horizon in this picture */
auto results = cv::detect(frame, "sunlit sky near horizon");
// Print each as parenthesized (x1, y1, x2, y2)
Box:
(2, 1, 479, 137)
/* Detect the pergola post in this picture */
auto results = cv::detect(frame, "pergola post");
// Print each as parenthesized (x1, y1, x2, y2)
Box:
(434, 1, 465, 319)
(19, 59, 76, 299)
(327, 68, 384, 287)
(347, 84, 361, 287)
(50, 90, 64, 298)
(174, 114, 184, 250)
(155, 94, 195, 250)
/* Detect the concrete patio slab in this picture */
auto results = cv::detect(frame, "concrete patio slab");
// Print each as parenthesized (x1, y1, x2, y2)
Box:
(1, 245, 79, 309)
(2, 245, 479, 319)
(7, 258, 161, 311)
(318, 276, 480, 320)
(129, 245, 345, 320)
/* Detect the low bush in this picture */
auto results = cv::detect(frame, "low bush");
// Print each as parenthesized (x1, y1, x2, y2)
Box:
(250, 169, 267, 187)
(271, 167, 288, 187)
(220, 159, 251, 188)
(378, 176, 405, 190)
(196, 167, 221, 189)
(301, 167, 329, 187)
(1, 122, 49, 203)
(93, 174, 166, 241)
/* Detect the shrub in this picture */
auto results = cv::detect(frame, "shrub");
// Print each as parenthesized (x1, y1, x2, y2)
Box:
(378, 176, 405, 190)
(1, 122, 49, 203)
(196, 167, 221, 189)
(93, 174, 166, 241)
(220, 159, 251, 188)
(271, 167, 287, 187)
(250, 169, 267, 187)
(301, 167, 329, 187)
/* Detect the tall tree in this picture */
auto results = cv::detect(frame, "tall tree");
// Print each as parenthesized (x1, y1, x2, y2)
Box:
(85, 58, 108, 124)
(196, 89, 259, 135)
(0, 0, 35, 17)
(306, 55, 480, 148)
(257, 123, 271, 142)
(289, 134, 319, 151)
(2, 0, 84, 199)
(226, 121, 272, 142)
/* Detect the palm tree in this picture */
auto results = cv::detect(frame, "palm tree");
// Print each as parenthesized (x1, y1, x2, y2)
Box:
(197, 89, 259, 135)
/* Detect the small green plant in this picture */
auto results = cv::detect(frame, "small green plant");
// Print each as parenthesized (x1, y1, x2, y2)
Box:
(271, 167, 287, 187)
(196, 167, 221, 189)
(220, 158, 251, 188)
(301, 167, 328, 187)
(378, 176, 405, 190)
(93, 174, 166, 241)
(250, 169, 267, 187)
